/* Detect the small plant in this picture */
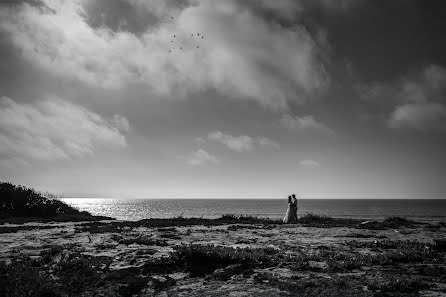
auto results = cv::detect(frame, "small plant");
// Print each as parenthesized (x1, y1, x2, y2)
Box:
(298, 213, 359, 228)
(171, 244, 279, 276)
(367, 275, 429, 294)
(0, 259, 60, 297)
(114, 235, 168, 246)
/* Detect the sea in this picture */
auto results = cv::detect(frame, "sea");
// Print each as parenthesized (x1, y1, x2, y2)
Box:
(62, 198, 446, 223)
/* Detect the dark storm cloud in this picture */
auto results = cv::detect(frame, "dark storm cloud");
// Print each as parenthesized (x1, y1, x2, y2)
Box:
(82, 0, 193, 35)
(359, 65, 446, 133)
(82, 0, 158, 35)
(0, 0, 43, 7)
(309, 0, 446, 81)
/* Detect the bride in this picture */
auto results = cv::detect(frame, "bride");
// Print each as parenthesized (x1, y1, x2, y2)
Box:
(283, 194, 298, 223)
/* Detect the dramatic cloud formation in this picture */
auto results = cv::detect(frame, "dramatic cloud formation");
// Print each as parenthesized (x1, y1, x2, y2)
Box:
(299, 159, 321, 168)
(280, 114, 335, 135)
(0, 0, 328, 110)
(186, 149, 219, 166)
(0, 96, 128, 162)
(207, 131, 279, 152)
(360, 65, 446, 133)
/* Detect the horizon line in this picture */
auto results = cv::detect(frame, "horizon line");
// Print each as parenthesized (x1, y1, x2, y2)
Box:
(60, 197, 446, 200)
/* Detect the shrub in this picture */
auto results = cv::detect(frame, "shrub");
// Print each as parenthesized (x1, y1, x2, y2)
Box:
(0, 259, 61, 297)
(298, 213, 359, 228)
(346, 240, 440, 264)
(356, 217, 418, 230)
(171, 244, 278, 276)
(0, 182, 79, 218)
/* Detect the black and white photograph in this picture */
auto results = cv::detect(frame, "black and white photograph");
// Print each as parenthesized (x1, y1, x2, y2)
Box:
(1, 0, 446, 296)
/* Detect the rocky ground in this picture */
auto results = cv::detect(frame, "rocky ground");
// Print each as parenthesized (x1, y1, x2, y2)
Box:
(1, 216, 445, 297)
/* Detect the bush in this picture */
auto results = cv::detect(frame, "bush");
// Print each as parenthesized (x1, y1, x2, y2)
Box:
(356, 217, 418, 230)
(367, 276, 429, 295)
(0, 182, 79, 218)
(346, 240, 440, 264)
(298, 213, 359, 228)
(0, 260, 61, 297)
(218, 214, 277, 224)
(171, 244, 278, 276)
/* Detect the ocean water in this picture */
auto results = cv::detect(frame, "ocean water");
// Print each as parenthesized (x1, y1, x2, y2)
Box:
(62, 198, 446, 223)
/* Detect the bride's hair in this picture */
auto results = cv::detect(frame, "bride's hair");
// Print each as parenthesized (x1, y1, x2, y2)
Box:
(288, 196, 291, 203)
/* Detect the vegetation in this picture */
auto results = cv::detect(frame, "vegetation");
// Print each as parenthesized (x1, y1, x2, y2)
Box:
(0, 259, 60, 297)
(1, 237, 440, 297)
(76, 213, 426, 234)
(170, 244, 279, 276)
(0, 182, 112, 222)
(299, 213, 423, 229)
(0, 197, 441, 296)
(78, 215, 280, 233)
(298, 213, 360, 228)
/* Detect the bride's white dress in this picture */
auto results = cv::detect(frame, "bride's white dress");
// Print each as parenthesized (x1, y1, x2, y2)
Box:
(283, 200, 298, 223)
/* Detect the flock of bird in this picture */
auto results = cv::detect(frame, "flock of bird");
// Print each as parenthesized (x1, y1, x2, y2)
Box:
(168, 17, 205, 53)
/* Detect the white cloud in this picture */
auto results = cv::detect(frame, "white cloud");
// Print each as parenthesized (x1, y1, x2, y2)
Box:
(186, 149, 219, 166)
(113, 114, 131, 132)
(388, 102, 446, 133)
(299, 159, 320, 168)
(0, 0, 328, 110)
(194, 137, 206, 144)
(258, 137, 281, 150)
(208, 131, 255, 152)
(207, 131, 280, 152)
(0, 96, 128, 161)
(280, 114, 335, 135)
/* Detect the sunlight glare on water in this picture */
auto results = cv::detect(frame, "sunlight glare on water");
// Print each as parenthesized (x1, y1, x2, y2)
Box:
(62, 198, 446, 223)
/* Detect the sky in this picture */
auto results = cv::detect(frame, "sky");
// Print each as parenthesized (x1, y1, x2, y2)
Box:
(0, 0, 446, 199)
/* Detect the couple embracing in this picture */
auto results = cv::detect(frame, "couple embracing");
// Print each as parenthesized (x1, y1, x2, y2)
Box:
(283, 194, 298, 223)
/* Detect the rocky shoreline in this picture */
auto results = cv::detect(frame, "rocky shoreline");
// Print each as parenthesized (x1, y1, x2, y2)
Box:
(1, 215, 445, 297)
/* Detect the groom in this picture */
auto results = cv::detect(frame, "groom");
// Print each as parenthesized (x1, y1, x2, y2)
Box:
(292, 194, 298, 222)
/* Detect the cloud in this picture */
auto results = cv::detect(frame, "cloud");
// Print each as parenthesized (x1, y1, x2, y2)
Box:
(299, 159, 320, 168)
(0, 0, 328, 110)
(0, 96, 128, 161)
(207, 131, 280, 152)
(388, 102, 446, 133)
(280, 114, 335, 135)
(0, 157, 30, 169)
(186, 149, 219, 166)
(208, 131, 255, 152)
(113, 114, 131, 132)
(359, 65, 446, 132)
(194, 137, 206, 144)
(258, 137, 281, 150)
